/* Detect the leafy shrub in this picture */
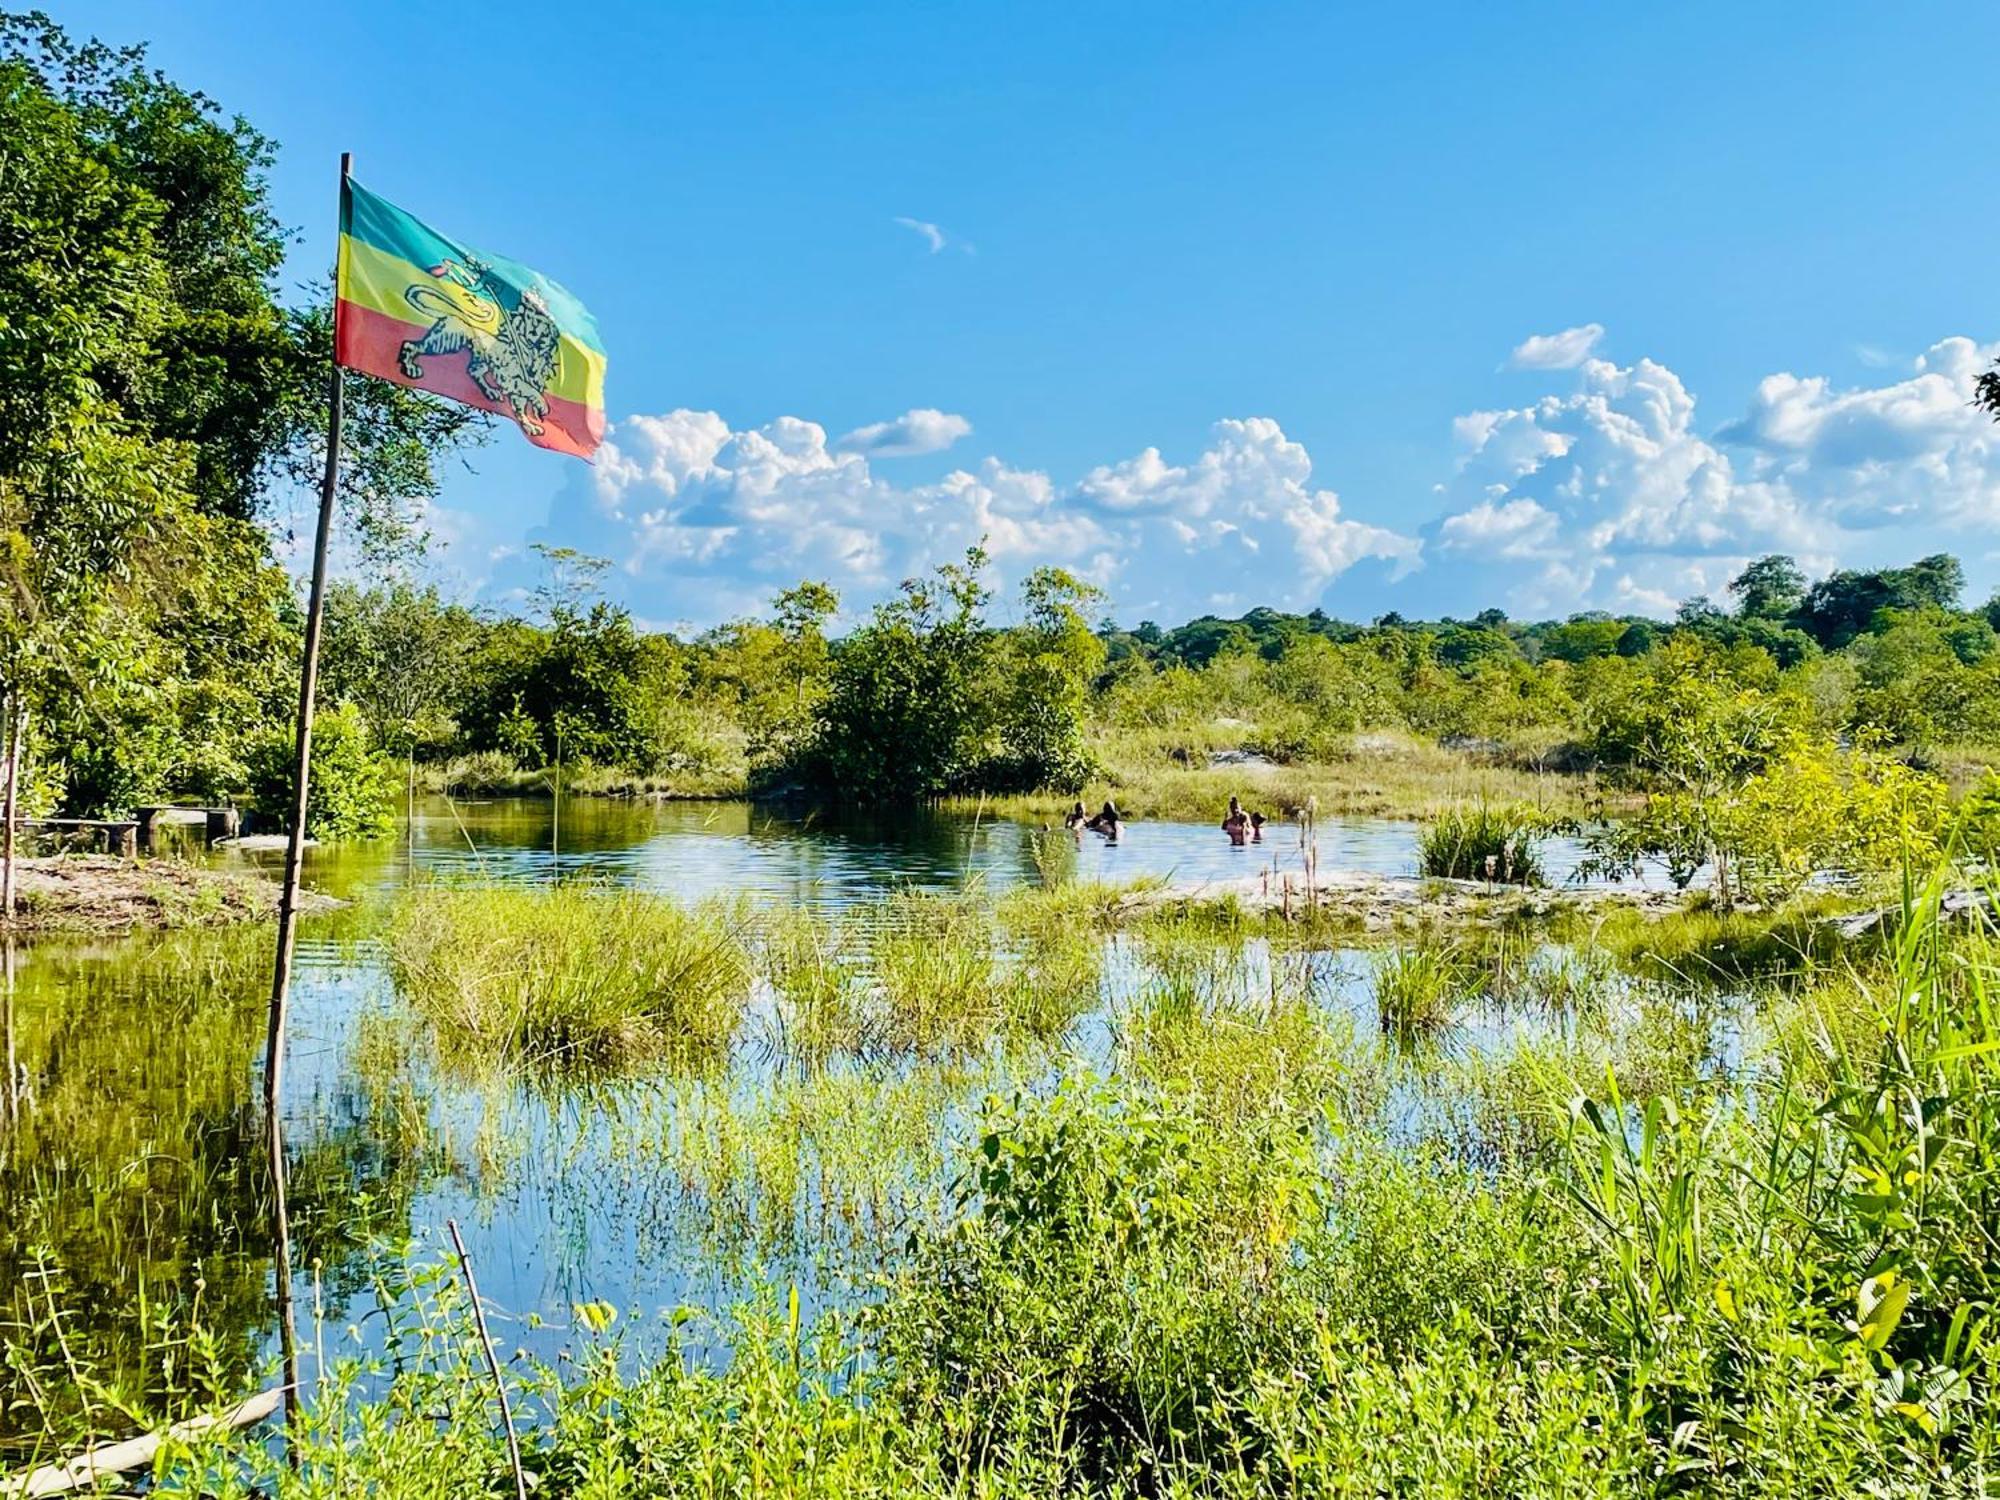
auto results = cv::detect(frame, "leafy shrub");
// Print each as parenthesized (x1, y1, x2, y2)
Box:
(245, 701, 396, 839)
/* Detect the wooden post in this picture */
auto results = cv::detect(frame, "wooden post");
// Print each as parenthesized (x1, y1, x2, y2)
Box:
(265, 151, 351, 1130)
(262, 157, 350, 1441)
(1, 698, 23, 926)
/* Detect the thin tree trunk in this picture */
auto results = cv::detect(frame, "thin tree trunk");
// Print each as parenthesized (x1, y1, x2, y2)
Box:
(2, 698, 24, 927)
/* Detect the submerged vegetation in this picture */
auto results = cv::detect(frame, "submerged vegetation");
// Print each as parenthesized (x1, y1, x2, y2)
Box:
(1, 870, 1984, 1494)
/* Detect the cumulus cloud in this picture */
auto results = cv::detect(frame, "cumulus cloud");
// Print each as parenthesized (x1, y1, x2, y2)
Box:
(487, 328, 2000, 629)
(1423, 334, 2000, 617)
(1507, 323, 1605, 370)
(542, 413, 1416, 627)
(833, 408, 973, 458)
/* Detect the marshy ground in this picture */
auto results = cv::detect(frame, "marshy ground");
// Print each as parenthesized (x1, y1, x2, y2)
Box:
(2, 798, 1995, 1495)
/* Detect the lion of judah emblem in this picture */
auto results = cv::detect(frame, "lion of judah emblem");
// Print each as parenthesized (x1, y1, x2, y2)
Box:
(399, 256, 562, 436)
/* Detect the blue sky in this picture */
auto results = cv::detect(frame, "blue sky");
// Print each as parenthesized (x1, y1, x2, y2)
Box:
(54, 1, 2000, 628)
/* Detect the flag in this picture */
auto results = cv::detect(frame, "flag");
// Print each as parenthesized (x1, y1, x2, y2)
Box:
(335, 177, 606, 460)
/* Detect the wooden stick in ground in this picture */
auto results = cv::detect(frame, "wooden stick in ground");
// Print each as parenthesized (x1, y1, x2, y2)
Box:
(447, 1219, 530, 1500)
(263, 150, 351, 1141)
(1, 698, 23, 926)
(0, 1387, 283, 1499)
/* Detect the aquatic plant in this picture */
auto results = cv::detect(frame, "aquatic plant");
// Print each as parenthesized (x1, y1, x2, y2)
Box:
(758, 906, 868, 1062)
(385, 884, 752, 1072)
(867, 888, 1002, 1056)
(1371, 939, 1484, 1051)
(1416, 801, 1553, 885)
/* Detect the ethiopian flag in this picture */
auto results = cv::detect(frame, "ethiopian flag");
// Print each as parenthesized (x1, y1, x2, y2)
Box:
(335, 177, 605, 460)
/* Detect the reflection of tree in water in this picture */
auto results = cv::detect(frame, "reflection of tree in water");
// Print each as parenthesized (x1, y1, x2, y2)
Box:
(0, 933, 437, 1460)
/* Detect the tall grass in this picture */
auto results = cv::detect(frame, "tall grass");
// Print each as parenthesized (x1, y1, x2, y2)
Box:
(385, 884, 752, 1072)
(867, 888, 1002, 1057)
(23, 865, 2000, 1492)
(1372, 939, 1484, 1050)
(1416, 801, 1552, 884)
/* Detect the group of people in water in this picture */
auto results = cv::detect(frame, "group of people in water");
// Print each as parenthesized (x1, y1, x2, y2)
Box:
(1059, 794, 1270, 847)
(1221, 795, 1267, 845)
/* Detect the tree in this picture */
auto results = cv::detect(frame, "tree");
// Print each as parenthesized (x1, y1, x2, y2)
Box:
(773, 581, 839, 712)
(1800, 554, 1966, 648)
(989, 568, 1105, 792)
(322, 581, 480, 815)
(806, 549, 995, 802)
(1727, 555, 1807, 621)
(0, 11, 482, 849)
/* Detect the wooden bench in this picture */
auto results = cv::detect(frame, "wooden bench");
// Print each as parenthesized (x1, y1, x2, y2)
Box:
(17, 818, 140, 857)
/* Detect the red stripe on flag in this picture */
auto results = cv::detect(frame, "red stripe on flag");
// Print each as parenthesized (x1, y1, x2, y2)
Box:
(335, 300, 605, 461)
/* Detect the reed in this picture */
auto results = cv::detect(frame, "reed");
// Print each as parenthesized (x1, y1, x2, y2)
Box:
(1416, 802, 1552, 885)
(385, 884, 752, 1072)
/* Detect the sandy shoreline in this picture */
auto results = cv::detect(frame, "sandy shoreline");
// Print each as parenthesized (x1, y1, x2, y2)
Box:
(3, 855, 341, 938)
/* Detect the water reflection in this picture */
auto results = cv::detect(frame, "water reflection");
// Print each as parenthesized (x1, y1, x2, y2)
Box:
(250, 796, 1645, 911)
(1, 798, 1690, 1461)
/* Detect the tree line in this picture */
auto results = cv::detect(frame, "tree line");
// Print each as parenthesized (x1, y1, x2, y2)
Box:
(11, 11, 2000, 842)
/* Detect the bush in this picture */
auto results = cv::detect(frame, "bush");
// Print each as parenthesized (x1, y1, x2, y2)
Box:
(245, 701, 396, 839)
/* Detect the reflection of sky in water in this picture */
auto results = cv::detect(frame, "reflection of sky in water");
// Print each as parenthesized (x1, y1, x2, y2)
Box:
(14, 798, 1716, 1424)
(250, 796, 1671, 913)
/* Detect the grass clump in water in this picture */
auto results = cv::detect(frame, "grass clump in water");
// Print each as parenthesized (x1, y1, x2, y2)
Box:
(386, 884, 751, 1073)
(868, 888, 1003, 1056)
(1372, 939, 1484, 1051)
(1416, 801, 1555, 885)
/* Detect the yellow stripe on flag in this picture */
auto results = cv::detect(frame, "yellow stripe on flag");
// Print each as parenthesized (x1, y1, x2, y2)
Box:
(337, 233, 606, 410)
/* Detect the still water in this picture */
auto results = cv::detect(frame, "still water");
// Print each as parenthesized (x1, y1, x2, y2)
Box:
(0, 798, 1689, 1453)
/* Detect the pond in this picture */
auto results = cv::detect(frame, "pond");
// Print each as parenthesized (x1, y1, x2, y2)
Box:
(0, 798, 1712, 1459)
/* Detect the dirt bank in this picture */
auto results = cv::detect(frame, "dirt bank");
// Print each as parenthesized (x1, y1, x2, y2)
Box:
(3, 855, 342, 937)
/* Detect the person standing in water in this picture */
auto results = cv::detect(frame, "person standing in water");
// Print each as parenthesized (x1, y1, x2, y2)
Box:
(1085, 799, 1122, 839)
(1222, 795, 1248, 846)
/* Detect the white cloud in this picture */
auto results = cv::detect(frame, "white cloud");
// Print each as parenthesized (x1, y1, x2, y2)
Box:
(543, 414, 1416, 626)
(1423, 333, 2000, 616)
(833, 408, 973, 458)
(1507, 323, 1605, 371)
(482, 328, 2000, 628)
(893, 216, 948, 253)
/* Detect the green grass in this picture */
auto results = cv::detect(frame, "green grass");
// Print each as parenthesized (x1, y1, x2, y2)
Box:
(1416, 801, 1554, 884)
(1372, 939, 1485, 1050)
(18, 869, 2000, 1493)
(385, 884, 753, 1073)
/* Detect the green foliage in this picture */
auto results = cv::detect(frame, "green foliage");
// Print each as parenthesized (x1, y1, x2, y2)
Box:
(1417, 801, 1556, 884)
(806, 548, 994, 800)
(245, 701, 395, 840)
(0, 12, 478, 823)
(385, 884, 753, 1073)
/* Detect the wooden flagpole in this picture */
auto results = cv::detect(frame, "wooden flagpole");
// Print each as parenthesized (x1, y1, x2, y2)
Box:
(263, 152, 349, 1435)
(263, 149, 350, 1130)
